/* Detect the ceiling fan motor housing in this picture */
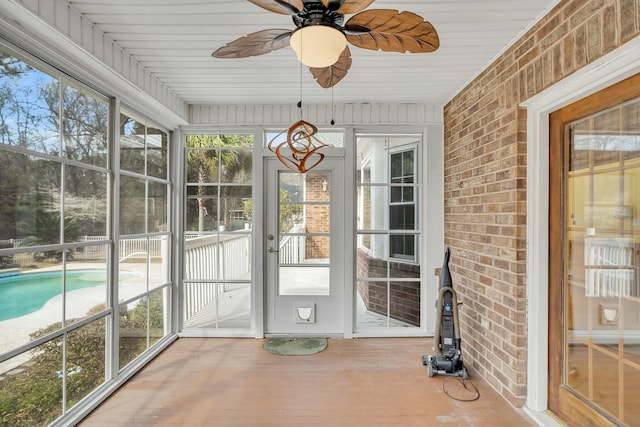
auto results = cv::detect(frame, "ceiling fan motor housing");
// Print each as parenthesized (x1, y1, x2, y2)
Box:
(292, 1, 345, 29)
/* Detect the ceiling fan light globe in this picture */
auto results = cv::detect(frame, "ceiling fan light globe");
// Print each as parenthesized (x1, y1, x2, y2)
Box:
(290, 26, 346, 68)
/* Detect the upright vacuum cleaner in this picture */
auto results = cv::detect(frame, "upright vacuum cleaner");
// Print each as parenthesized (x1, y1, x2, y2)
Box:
(422, 247, 468, 379)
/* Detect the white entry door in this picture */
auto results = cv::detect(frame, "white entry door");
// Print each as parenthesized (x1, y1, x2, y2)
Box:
(265, 158, 344, 335)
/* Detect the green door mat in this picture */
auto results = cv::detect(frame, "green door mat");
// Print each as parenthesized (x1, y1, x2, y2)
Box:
(264, 337, 328, 356)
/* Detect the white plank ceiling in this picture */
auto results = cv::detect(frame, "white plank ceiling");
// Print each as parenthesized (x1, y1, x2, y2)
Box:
(69, 0, 559, 106)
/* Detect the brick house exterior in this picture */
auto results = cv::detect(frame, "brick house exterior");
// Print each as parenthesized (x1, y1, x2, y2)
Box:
(444, 0, 640, 406)
(304, 172, 330, 259)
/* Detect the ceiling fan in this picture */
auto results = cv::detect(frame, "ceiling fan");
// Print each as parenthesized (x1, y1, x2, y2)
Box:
(212, 0, 440, 88)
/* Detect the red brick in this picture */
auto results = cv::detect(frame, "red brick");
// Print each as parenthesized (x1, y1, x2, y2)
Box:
(443, 0, 637, 407)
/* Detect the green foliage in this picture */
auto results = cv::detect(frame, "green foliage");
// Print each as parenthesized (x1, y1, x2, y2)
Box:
(243, 198, 252, 221)
(0, 330, 64, 427)
(279, 189, 303, 233)
(18, 212, 80, 261)
(0, 294, 165, 427)
(0, 242, 13, 267)
(119, 291, 165, 369)
(185, 134, 253, 232)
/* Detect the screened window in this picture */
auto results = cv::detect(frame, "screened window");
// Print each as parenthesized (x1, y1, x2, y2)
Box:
(118, 111, 171, 368)
(183, 134, 253, 331)
(0, 46, 111, 426)
(356, 135, 422, 331)
(0, 45, 173, 427)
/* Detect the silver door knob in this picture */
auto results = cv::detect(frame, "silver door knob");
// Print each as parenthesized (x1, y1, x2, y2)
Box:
(268, 247, 278, 253)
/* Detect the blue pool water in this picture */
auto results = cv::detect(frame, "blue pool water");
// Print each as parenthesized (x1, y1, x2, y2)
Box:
(0, 270, 107, 321)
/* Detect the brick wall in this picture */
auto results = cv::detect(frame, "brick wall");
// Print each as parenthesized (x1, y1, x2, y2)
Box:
(356, 249, 421, 326)
(443, 0, 639, 406)
(305, 172, 329, 259)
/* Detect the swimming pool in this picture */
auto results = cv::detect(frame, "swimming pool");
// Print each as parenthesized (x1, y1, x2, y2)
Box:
(0, 270, 108, 321)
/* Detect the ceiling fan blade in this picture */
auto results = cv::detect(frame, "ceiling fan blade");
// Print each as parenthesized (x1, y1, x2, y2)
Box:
(345, 9, 439, 53)
(309, 46, 352, 88)
(212, 29, 292, 58)
(332, 0, 376, 14)
(247, 0, 303, 15)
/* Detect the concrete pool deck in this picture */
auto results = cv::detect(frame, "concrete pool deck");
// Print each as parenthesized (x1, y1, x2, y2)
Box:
(0, 263, 151, 373)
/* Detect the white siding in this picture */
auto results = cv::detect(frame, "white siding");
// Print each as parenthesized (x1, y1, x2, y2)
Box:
(190, 104, 443, 126)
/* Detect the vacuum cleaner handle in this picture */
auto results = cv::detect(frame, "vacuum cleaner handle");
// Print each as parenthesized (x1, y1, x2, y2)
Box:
(439, 247, 452, 289)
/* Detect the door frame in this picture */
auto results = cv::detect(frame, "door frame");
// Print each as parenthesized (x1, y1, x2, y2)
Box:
(263, 156, 348, 336)
(522, 37, 640, 423)
(548, 72, 640, 427)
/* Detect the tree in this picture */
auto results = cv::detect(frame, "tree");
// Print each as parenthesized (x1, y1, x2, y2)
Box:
(0, 53, 32, 78)
(186, 135, 219, 232)
(0, 53, 108, 242)
(0, 57, 54, 241)
(38, 81, 109, 165)
(185, 135, 253, 232)
(18, 213, 80, 260)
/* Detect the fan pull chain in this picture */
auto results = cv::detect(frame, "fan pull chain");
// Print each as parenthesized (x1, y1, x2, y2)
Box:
(299, 38, 303, 121)
(331, 84, 335, 126)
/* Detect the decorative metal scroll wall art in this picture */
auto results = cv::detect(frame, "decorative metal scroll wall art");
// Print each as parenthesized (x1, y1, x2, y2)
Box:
(268, 119, 332, 173)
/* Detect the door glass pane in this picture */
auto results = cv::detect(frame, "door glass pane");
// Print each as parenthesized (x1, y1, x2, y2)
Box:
(592, 350, 619, 416)
(277, 171, 330, 296)
(566, 342, 589, 397)
(565, 96, 640, 424)
(278, 266, 329, 296)
(624, 363, 640, 420)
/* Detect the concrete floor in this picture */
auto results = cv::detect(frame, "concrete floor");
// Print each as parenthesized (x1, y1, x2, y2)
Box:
(79, 338, 536, 427)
